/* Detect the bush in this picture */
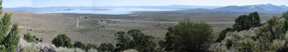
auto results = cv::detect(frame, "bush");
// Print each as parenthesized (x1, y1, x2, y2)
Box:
(256, 16, 284, 41)
(24, 32, 35, 42)
(282, 11, 288, 19)
(237, 38, 254, 52)
(51, 34, 73, 48)
(215, 46, 228, 52)
(233, 12, 261, 31)
(158, 40, 165, 50)
(282, 20, 288, 33)
(157, 27, 174, 52)
(20, 42, 39, 52)
(98, 43, 114, 52)
(86, 43, 97, 49)
(162, 19, 214, 52)
(73, 41, 86, 51)
(127, 29, 156, 52)
(114, 31, 130, 51)
(225, 36, 233, 49)
(216, 28, 233, 42)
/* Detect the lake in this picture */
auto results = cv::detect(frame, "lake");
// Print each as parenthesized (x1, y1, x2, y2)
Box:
(35, 8, 180, 15)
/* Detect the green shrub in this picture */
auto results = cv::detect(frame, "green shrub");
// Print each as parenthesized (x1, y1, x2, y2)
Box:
(158, 40, 165, 51)
(216, 28, 233, 42)
(237, 38, 254, 52)
(98, 43, 115, 52)
(24, 32, 35, 42)
(252, 38, 275, 52)
(161, 19, 214, 52)
(282, 20, 288, 33)
(225, 36, 233, 49)
(281, 11, 288, 19)
(73, 41, 86, 51)
(215, 46, 228, 52)
(256, 16, 284, 41)
(233, 12, 261, 31)
(21, 43, 39, 52)
(127, 29, 156, 52)
(114, 31, 130, 51)
(51, 34, 73, 48)
(86, 43, 97, 49)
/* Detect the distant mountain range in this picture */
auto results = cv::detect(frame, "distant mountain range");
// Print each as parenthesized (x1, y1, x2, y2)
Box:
(176, 4, 288, 15)
(2, 4, 288, 15)
(2, 5, 222, 12)
(214, 4, 288, 11)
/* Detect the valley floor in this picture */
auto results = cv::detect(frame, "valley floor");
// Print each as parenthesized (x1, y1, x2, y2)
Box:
(2, 10, 277, 46)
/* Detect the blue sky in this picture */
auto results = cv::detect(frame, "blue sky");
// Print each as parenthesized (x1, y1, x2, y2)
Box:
(2, 0, 288, 8)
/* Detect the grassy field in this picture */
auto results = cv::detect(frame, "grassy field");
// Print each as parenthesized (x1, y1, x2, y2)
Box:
(2, 10, 280, 46)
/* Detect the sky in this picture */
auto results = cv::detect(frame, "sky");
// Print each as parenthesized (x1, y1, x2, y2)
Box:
(2, 0, 288, 8)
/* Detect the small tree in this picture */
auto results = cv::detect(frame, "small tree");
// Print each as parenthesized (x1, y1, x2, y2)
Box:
(24, 32, 35, 42)
(51, 34, 73, 48)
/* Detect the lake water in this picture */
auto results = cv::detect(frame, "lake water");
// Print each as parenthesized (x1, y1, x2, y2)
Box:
(35, 8, 180, 15)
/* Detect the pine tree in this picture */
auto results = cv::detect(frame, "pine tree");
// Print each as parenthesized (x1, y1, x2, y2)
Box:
(0, 0, 11, 42)
(1, 23, 20, 52)
(0, 0, 21, 52)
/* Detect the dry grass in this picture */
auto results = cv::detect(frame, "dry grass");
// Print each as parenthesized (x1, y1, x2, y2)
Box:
(2, 10, 277, 47)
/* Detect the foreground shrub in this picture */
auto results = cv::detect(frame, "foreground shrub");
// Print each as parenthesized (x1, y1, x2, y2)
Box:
(86, 43, 97, 50)
(51, 34, 73, 48)
(19, 42, 39, 52)
(114, 31, 130, 51)
(113, 30, 157, 52)
(282, 11, 288, 19)
(158, 27, 173, 51)
(159, 19, 214, 52)
(127, 29, 157, 52)
(73, 41, 86, 51)
(237, 38, 254, 52)
(98, 43, 115, 52)
(256, 16, 284, 41)
(17, 42, 98, 52)
(216, 28, 233, 42)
